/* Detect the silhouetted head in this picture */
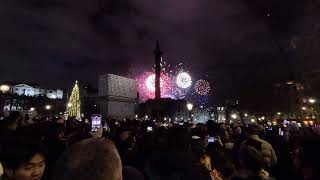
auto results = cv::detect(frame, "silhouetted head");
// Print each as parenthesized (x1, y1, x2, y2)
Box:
(51, 138, 122, 180)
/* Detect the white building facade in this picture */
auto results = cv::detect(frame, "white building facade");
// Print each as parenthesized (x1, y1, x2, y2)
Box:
(98, 74, 137, 119)
(217, 107, 227, 123)
(6, 84, 63, 99)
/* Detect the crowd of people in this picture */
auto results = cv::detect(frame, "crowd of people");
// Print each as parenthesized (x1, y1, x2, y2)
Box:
(1, 111, 320, 180)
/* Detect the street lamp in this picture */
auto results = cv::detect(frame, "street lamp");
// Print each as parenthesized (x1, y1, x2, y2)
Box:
(301, 107, 307, 110)
(244, 113, 248, 117)
(30, 107, 35, 112)
(308, 98, 317, 120)
(231, 114, 237, 120)
(309, 98, 316, 104)
(187, 103, 193, 122)
(45, 105, 51, 110)
(45, 105, 51, 120)
(187, 103, 193, 111)
(0, 85, 10, 93)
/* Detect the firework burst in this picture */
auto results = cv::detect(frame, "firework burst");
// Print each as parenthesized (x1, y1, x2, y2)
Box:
(134, 59, 211, 104)
(137, 72, 172, 101)
(194, 79, 211, 96)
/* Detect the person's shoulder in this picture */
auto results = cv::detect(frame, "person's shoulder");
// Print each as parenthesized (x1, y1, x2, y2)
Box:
(240, 139, 247, 146)
(259, 138, 272, 148)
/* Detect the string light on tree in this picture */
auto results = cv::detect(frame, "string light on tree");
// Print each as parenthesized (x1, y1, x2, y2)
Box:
(67, 81, 81, 120)
(194, 79, 211, 96)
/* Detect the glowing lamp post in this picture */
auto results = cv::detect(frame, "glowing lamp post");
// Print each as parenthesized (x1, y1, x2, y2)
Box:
(230, 114, 237, 124)
(308, 98, 316, 104)
(45, 105, 52, 120)
(308, 98, 317, 120)
(187, 103, 193, 122)
(187, 103, 193, 111)
(45, 105, 51, 110)
(0, 85, 10, 93)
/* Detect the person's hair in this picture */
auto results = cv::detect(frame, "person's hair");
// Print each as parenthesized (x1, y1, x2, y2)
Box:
(206, 120, 218, 137)
(51, 138, 122, 180)
(9, 111, 21, 120)
(168, 126, 191, 151)
(206, 146, 235, 178)
(0, 134, 47, 170)
(247, 124, 259, 135)
(239, 146, 265, 173)
(24, 114, 30, 121)
(0, 116, 15, 130)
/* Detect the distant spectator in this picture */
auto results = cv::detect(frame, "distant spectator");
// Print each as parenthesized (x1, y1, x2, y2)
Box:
(0, 116, 17, 131)
(0, 115, 19, 152)
(146, 125, 212, 180)
(206, 143, 236, 179)
(230, 146, 273, 180)
(300, 136, 320, 180)
(51, 138, 122, 180)
(242, 124, 277, 168)
(10, 111, 22, 128)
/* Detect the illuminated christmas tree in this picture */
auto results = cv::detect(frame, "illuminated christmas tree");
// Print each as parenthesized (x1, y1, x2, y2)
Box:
(67, 81, 81, 120)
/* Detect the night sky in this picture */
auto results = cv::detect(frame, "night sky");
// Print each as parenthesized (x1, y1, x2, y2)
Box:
(0, 0, 319, 108)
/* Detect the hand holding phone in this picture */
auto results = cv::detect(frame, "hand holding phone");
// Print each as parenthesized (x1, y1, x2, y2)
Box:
(280, 131, 284, 136)
(91, 114, 102, 131)
(208, 136, 217, 143)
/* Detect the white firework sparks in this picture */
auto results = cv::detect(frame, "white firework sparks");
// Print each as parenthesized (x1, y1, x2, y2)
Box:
(176, 72, 192, 89)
